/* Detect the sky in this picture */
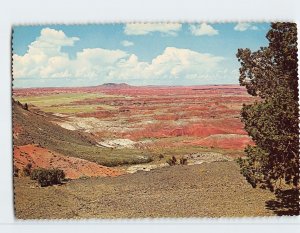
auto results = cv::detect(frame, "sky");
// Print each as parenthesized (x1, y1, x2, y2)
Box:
(12, 23, 270, 88)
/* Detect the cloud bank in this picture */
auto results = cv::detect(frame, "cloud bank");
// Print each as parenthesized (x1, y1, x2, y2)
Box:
(13, 28, 230, 87)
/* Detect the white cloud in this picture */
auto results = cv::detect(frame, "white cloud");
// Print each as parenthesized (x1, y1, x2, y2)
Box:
(148, 47, 223, 78)
(106, 47, 224, 82)
(121, 40, 134, 47)
(14, 28, 228, 86)
(74, 48, 128, 78)
(13, 28, 79, 78)
(189, 23, 219, 36)
(234, 23, 258, 31)
(124, 23, 182, 36)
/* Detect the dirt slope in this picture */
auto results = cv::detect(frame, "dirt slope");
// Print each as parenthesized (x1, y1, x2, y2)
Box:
(12, 100, 151, 166)
(14, 161, 280, 219)
(13, 100, 97, 147)
(14, 145, 123, 179)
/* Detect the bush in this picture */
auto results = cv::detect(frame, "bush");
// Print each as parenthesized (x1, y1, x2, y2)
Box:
(166, 156, 177, 166)
(23, 103, 29, 110)
(23, 163, 32, 176)
(179, 157, 188, 165)
(30, 168, 43, 180)
(30, 168, 65, 187)
(13, 165, 19, 177)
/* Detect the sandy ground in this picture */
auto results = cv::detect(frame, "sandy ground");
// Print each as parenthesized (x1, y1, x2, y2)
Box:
(14, 161, 279, 219)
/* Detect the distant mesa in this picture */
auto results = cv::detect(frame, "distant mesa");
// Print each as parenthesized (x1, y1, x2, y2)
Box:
(98, 83, 132, 88)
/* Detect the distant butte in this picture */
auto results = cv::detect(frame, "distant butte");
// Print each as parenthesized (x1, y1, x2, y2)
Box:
(98, 83, 131, 88)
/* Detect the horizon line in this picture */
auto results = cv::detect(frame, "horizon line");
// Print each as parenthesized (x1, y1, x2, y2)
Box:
(13, 82, 241, 89)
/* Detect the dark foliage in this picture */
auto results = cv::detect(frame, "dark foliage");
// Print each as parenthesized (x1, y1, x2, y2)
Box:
(13, 165, 19, 177)
(23, 163, 32, 176)
(265, 188, 299, 216)
(30, 168, 65, 187)
(167, 156, 177, 166)
(23, 103, 28, 111)
(236, 23, 299, 191)
(179, 157, 188, 165)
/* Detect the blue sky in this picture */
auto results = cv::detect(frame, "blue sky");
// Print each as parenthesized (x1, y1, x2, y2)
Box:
(13, 23, 270, 87)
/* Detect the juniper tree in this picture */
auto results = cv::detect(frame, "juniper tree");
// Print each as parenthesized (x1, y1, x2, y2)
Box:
(236, 23, 299, 191)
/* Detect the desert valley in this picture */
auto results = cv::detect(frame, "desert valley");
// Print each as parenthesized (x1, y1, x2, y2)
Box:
(13, 83, 288, 218)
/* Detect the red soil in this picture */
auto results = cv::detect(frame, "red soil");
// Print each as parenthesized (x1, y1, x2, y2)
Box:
(13, 122, 23, 139)
(14, 144, 124, 179)
(126, 120, 249, 141)
(14, 85, 257, 151)
(77, 110, 117, 119)
(153, 114, 180, 121)
(190, 135, 255, 150)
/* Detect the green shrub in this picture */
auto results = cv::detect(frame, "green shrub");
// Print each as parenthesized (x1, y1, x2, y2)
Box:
(30, 168, 65, 187)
